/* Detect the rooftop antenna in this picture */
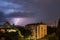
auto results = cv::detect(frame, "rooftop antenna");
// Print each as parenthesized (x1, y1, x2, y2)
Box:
(40, 18, 43, 23)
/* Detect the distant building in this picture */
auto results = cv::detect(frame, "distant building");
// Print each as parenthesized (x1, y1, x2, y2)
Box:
(25, 23, 47, 40)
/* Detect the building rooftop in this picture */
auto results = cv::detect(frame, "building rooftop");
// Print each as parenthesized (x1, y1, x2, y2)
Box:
(25, 22, 46, 26)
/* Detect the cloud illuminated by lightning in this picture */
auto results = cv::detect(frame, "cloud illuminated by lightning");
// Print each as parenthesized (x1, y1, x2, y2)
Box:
(7, 18, 39, 26)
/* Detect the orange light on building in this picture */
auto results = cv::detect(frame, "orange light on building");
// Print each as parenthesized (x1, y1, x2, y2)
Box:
(0, 29, 5, 33)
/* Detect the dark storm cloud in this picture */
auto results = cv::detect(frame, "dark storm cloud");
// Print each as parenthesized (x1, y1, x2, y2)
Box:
(0, 11, 6, 23)
(5, 0, 60, 17)
(7, 12, 35, 17)
(0, 0, 60, 26)
(0, 12, 4, 18)
(6, 11, 43, 18)
(0, 0, 41, 14)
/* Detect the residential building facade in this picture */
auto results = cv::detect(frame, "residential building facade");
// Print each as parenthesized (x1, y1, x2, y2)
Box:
(25, 23, 47, 40)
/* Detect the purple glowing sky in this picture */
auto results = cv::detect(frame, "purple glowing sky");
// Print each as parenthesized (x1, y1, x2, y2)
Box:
(0, 0, 60, 26)
(7, 18, 39, 26)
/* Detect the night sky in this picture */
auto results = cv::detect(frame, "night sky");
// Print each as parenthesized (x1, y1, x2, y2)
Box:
(0, 0, 60, 26)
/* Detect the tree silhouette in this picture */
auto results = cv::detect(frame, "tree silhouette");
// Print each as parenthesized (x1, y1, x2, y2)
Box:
(42, 33, 59, 40)
(18, 27, 32, 38)
(56, 18, 60, 40)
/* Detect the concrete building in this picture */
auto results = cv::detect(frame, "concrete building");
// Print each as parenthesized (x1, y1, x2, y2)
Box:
(25, 23, 47, 40)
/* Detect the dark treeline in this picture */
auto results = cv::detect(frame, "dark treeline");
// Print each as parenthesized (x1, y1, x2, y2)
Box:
(47, 26, 57, 34)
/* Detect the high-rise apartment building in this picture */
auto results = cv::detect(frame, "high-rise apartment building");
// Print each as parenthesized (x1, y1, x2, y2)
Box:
(25, 23, 47, 40)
